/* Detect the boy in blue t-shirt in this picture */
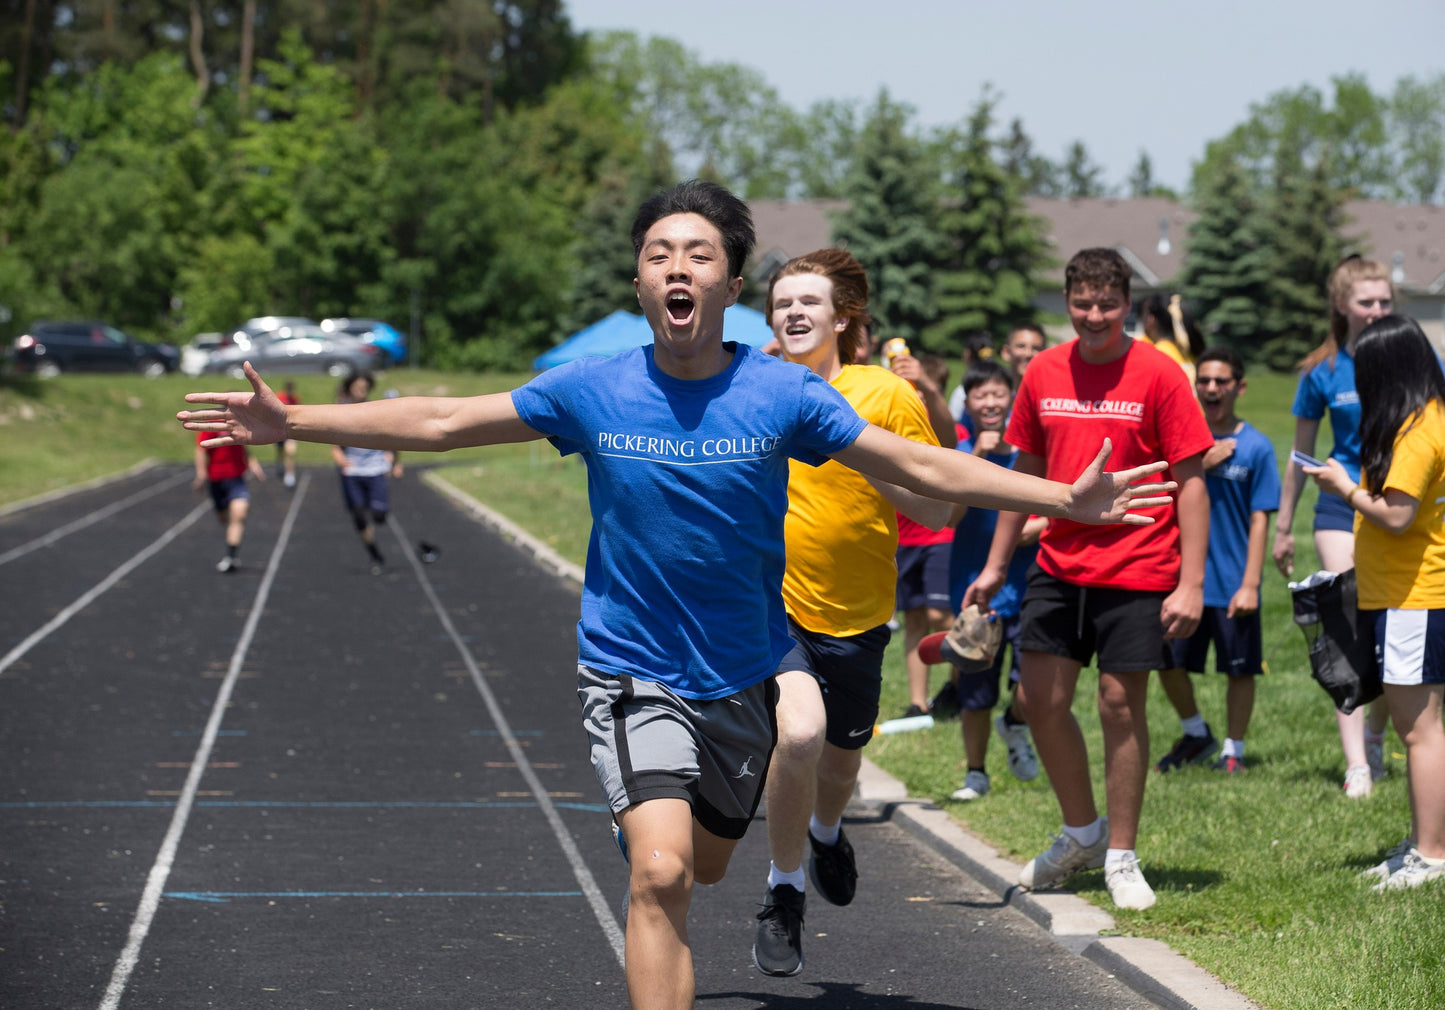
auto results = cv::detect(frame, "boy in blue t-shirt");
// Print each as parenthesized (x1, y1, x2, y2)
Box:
(1155, 347, 1281, 773)
(178, 181, 1177, 1010)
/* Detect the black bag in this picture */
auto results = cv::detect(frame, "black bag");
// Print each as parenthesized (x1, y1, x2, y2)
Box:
(1289, 569, 1381, 715)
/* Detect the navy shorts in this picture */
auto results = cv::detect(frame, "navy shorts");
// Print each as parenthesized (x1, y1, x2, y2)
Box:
(1168, 606, 1263, 677)
(778, 619, 890, 750)
(895, 542, 952, 612)
(955, 614, 1022, 711)
(1313, 490, 1354, 533)
(208, 477, 248, 512)
(1018, 567, 1171, 672)
(340, 473, 390, 516)
(1370, 608, 1445, 687)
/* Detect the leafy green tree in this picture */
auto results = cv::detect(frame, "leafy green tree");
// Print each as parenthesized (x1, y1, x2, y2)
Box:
(1126, 150, 1178, 199)
(1179, 153, 1272, 359)
(1387, 74, 1445, 203)
(832, 90, 942, 344)
(923, 92, 1052, 354)
(1061, 140, 1108, 197)
(998, 117, 1060, 197)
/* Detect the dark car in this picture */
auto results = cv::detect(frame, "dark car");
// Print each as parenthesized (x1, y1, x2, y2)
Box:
(203, 322, 380, 378)
(320, 317, 408, 366)
(11, 321, 180, 378)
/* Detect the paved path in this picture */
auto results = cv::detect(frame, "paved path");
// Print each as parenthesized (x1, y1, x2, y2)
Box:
(0, 463, 1252, 1009)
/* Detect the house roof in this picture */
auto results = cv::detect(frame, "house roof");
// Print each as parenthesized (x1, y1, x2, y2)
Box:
(748, 196, 1445, 295)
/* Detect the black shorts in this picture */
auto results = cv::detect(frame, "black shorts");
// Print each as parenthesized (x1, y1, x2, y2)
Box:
(1168, 606, 1263, 677)
(895, 542, 952, 612)
(1018, 566, 1171, 672)
(778, 619, 889, 751)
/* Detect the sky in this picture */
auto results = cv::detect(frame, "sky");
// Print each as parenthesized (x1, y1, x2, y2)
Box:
(563, 0, 1445, 194)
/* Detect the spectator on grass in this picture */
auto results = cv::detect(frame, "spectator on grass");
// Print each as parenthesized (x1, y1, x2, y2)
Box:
(1301, 315, 1445, 890)
(179, 180, 1175, 1010)
(938, 359, 1042, 802)
(1154, 348, 1280, 774)
(962, 247, 1212, 911)
(1272, 255, 1394, 798)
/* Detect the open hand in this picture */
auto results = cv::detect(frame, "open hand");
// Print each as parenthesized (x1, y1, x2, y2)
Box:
(1066, 439, 1176, 525)
(177, 362, 287, 447)
(1302, 458, 1353, 499)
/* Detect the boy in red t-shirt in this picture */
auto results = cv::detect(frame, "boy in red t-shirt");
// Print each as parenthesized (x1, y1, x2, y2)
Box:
(194, 430, 265, 571)
(963, 248, 1212, 911)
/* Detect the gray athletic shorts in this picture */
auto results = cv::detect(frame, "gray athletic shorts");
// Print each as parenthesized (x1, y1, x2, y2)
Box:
(577, 664, 778, 840)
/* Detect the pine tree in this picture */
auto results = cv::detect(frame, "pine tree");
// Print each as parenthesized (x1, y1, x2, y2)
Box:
(923, 95, 1053, 354)
(1179, 154, 1273, 360)
(831, 91, 943, 344)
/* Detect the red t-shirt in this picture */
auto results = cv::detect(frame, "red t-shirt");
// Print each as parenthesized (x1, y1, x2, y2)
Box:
(1005, 339, 1212, 591)
(197, 431, 249, 481)
(897, 420, 965, 547)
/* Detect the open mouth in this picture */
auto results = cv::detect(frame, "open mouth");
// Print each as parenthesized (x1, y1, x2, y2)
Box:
(666, 292, 695, 325)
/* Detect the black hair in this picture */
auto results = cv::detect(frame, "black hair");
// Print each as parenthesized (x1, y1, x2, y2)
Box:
(337, 368, 375, 403)
(962, 330, 997, 364)
(1006, 321, 1046, 341)
(631, 179, 756, 280)
(1139, 293, 1206, 359)
(962, 359, 1015, 395)
(1354, 315, 1445, 493)
(1065, 248, 1132, 302)
(1195, 345, 1245, 381)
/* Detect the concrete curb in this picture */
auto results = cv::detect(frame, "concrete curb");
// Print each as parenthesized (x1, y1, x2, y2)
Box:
(855, 759, 1262, 1010)
(427, 472, 1262, 1010)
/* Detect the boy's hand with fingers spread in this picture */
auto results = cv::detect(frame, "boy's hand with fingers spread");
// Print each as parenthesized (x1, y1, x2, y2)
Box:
(178, 362, 288, 447)
(1066, 439, 1176, 526)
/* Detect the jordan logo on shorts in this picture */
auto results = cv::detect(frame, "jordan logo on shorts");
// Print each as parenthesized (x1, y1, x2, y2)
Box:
(732, 756, 757, 779)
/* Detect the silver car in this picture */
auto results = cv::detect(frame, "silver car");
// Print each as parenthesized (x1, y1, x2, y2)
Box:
(203, 323, 381, 378)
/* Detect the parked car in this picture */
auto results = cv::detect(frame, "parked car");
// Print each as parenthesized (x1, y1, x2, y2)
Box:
(320, 317, 407, 366)
(203, 322, 380, 378)
(180, 332, 224, 376)
(10, 321, 179, 378)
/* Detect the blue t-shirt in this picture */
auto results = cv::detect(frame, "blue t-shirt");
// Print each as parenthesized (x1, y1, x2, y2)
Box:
(510, 342, 868, 700)
(947, 439, 1039, 618)
(1202, 422, 1281, 608)
(1291, 349, 1360, 482)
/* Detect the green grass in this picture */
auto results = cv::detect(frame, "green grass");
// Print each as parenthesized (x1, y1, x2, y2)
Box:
(5, 366, 1439, 1009)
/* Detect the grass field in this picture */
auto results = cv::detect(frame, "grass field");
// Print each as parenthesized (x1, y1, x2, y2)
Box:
(4, 364, 1441, 1009)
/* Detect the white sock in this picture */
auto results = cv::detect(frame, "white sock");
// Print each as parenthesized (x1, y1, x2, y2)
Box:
(1224, 737, 1245, 759)
(1063, 818, 1106, 848)
(809, 814, 840, 847)
(768, 862, 806, 892)
(1180, 713, 1209, 738)
(1105, 848, 1138, 872)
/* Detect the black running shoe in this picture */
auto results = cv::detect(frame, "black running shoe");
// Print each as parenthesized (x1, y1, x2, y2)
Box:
(753, 884, 806, 977)
(808, 827, 858, 907)
(1154, 726, 1219, 772)
(929, 682, 961, 721)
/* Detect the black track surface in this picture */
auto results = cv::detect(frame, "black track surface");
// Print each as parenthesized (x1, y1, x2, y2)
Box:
(0, 465, 1156, 1009)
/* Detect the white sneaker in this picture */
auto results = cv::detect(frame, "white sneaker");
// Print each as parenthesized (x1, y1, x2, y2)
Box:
(994, 715, 1039, 781)
(283, 472, 297, 489)
(1372, 850, 1445, 892)
(1018, 820, 1108, 891)
(1343, 764, 1373, 799)
(951, 769, 990, 802)
(1365, 738, 1387, 781)
(1105, 853, 1157, 910)
(1361, 838, 1412, 881)
(216, 556, 235, 573)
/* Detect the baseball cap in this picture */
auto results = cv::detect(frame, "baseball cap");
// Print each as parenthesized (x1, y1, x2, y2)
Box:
(918, 604, 1002, 673)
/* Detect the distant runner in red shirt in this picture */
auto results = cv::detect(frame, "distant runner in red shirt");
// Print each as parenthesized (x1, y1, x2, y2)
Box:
(194, 430, 265, 572)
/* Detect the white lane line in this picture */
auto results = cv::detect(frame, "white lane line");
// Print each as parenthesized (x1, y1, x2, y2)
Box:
(0, 501, 210, 677)
(0, 458, 159, 518)
(0, 471, 192, 567)
(386, 513, 627, 969)
(98, 474, 310, 1010)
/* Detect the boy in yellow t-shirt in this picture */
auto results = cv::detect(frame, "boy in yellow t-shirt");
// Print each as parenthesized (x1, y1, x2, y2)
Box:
(752, 249, 949, 977)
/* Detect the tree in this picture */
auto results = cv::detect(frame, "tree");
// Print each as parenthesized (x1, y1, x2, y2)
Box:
(923, 92, 1052, 354)
(832, 90, 942, 344)
(1061, 140, 1107, 198)
(998, 117, 1060, 197)
(1179, 153, 1272, 359)
(1387, 74, 1445, 204)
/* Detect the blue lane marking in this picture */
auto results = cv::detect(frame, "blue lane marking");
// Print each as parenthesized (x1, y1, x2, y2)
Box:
(167, 890, 583, 904)
(2, 800, 610, 812)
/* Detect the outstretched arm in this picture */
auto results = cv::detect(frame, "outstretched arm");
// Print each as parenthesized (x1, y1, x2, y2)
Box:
(179, 361, 543, 452)
(832, 424, 1175, 526)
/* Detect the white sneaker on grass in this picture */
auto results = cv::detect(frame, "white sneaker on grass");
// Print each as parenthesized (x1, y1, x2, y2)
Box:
(1372, 850, 1445, 892)
(1360, 838, 1412, 882)
(1343, 764, 1373, 798)
(1105, 853, 1157, 910)
(994, 715, 1039, 781)
(951, 769, 990, 802)
(1018, 820, 1108, 891)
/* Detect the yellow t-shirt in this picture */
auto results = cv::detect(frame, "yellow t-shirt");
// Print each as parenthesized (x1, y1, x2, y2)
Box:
(782, 364, 940, 636)
(1138, 334, 1196, 384)
(1355, 399, 1445, 610)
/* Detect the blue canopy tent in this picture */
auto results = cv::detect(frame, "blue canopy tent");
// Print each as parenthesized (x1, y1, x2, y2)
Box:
(532, 303, 775, 370)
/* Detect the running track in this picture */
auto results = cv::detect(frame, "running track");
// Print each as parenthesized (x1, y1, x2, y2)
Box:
(0, 463, 1155, 1009)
